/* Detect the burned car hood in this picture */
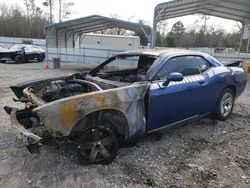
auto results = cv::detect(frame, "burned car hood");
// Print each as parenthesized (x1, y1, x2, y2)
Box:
(10, 76, 70, 99)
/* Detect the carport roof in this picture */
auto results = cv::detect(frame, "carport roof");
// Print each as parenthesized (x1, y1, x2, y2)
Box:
(154, 0, 250, 24)
(44, 15, 152, 36)
(151, 0, 250, 48)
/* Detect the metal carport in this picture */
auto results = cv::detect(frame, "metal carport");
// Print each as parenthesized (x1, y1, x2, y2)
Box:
(44, 15, 151, 49)
(151, 0, 250, 52)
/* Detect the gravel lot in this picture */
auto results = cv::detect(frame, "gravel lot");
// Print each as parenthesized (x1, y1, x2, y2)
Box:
(0, 61, 250, 188)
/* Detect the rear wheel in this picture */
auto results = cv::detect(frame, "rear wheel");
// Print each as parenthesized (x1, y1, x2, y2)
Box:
(77, 126, 119, 165)
(211, 88, 234, 120)
(15, 55, 24, 64)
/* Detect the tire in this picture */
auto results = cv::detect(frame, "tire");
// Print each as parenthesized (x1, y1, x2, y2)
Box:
(77, 126, 119, 165)
(37, 55, 44, 62)
(15, 55, 24, 64)
(211, 88, 234, 120)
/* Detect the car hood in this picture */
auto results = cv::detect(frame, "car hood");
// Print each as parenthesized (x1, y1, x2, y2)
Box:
(10, 76, 68, 99)
(0, 47, 20, 53)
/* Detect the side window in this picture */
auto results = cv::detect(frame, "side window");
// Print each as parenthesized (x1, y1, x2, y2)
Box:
(156, 56, 200, 80)
(194, 56, 213, 73)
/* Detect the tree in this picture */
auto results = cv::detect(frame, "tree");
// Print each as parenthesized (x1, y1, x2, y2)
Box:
(155, 31, 162, 47)
(172, 21, 186, 34)
(0, 2, 47, 38)
(23, 0, 43, 37)
(171, 21, 186, 47)
(58, 0, 74, 22)
(43, 0, 54, 23)
(163, 32, 176, 47)
(157, 20, 169, 36)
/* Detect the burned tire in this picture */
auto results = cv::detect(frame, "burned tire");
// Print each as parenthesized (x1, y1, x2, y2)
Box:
(77, 126, 119, 165)
(15, 55, 24, 64)
(211, 88, 234, 120)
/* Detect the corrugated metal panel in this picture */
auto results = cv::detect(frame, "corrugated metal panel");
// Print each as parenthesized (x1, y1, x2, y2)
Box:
(154, 0, 250, 23)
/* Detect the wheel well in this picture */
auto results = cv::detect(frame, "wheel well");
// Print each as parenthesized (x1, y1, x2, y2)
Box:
(225, 85, 236, 97)
(70, 109, 129, 141)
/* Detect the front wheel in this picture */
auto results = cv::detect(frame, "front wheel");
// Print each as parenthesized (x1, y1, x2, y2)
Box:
(37, 55, 44, 62)
(211, 88, 234, 120)
(15, 55, 24, 64)
(77, 126, 119, 165)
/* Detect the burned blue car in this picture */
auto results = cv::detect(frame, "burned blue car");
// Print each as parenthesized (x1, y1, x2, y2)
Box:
(4, 49, 247, 164)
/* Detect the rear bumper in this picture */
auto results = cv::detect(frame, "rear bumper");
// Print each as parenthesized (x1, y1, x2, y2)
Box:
(10, 108, 42, 145)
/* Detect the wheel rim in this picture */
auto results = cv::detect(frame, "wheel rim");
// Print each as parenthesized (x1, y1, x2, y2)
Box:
(220, 92, 233, 117)
(79, 128, 116, 163)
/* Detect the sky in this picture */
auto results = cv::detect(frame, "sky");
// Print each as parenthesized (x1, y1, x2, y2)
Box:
(1, 0, 241, 33)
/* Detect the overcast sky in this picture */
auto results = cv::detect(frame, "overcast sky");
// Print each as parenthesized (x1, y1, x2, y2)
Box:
(2, 0, 240, 33)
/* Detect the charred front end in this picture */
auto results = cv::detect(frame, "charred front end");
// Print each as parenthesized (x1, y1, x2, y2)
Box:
(4, 75, 103, 146)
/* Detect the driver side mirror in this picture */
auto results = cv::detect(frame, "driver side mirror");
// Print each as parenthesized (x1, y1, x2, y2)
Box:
(163, 72, 184, 86)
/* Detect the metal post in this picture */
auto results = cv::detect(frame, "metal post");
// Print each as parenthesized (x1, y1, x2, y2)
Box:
(150, 5, 166, 48)
(247, 34, 250, 53)
(73, 32, 75, 48)
(64, 31, 67, 48)
(246, 24, 250, 53)
(45, 33, 48, 61)
(238, 24, 244, 53)
(150, 20, 157, 48)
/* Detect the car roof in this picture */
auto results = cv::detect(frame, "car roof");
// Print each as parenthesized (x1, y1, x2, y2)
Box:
(117, 48, 209, 58)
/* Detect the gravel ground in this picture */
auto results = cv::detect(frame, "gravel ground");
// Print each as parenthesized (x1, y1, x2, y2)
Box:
(0, 61, 250, 188)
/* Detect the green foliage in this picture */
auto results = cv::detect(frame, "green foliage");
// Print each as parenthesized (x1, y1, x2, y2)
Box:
(155, 32, 162, 47)
(172, 21, 186, 34)
(163, 32, 176, 47)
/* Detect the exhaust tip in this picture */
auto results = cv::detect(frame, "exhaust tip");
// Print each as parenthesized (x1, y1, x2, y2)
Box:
(4, 106, 13, 115)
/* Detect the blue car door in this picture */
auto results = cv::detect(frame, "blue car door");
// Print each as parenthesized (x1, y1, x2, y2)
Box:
(146, 55, 213, 132)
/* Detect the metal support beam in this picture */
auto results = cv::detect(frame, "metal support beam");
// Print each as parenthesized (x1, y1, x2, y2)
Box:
(150, 19, 157, 48)
(140, 26, 150, 42)
(239, 24, 245, 53)
(56, 29, 58, 48)
(247, 27, 250, 53)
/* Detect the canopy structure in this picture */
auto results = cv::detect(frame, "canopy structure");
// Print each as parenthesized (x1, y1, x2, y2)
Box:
(44, 15, 152, 48)
(151, 0, 250, 52)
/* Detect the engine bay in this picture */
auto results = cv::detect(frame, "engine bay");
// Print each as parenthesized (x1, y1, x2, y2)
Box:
(29, 78, 102, 103)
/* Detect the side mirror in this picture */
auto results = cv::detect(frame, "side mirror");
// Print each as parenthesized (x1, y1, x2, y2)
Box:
(163, 72, 184, 86)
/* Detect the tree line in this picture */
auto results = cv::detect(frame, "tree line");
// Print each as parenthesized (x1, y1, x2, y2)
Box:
(153, 19, 242, 50)
(0, 2, 242, 50)
(0, 0, 74, 39)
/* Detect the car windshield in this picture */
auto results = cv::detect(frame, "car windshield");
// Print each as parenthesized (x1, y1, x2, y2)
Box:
(9, 45, 23, 51)
(99, 55, 156, 73)
(102, 56, 140, 72)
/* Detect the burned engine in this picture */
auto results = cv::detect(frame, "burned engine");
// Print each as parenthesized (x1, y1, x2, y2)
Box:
(31, 79, 101, 103)
(40, 80, 84, 102)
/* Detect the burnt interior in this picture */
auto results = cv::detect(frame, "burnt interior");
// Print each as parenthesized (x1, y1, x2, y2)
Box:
(90, 55, 156, 83)
(21, 54, 157, 103)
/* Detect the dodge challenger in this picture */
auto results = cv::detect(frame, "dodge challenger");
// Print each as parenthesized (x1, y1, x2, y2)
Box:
(4, 49, 247, 164)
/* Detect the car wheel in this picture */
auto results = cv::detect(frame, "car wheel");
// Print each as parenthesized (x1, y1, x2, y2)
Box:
(77, 126, 119, 165)
(212, 88, 234, 120)
(15, 55, 24, 64)
(37, 55, 44, 62)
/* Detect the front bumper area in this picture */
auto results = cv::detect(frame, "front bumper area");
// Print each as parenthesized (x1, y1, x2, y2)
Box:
(9, 108, 42, 145)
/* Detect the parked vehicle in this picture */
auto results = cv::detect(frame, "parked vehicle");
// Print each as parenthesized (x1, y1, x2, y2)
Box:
(4, 49, 247, 164)
(0, 44, 45, 63)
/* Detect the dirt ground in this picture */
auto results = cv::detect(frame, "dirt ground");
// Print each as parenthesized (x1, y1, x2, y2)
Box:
(0, 61, 250, 188)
